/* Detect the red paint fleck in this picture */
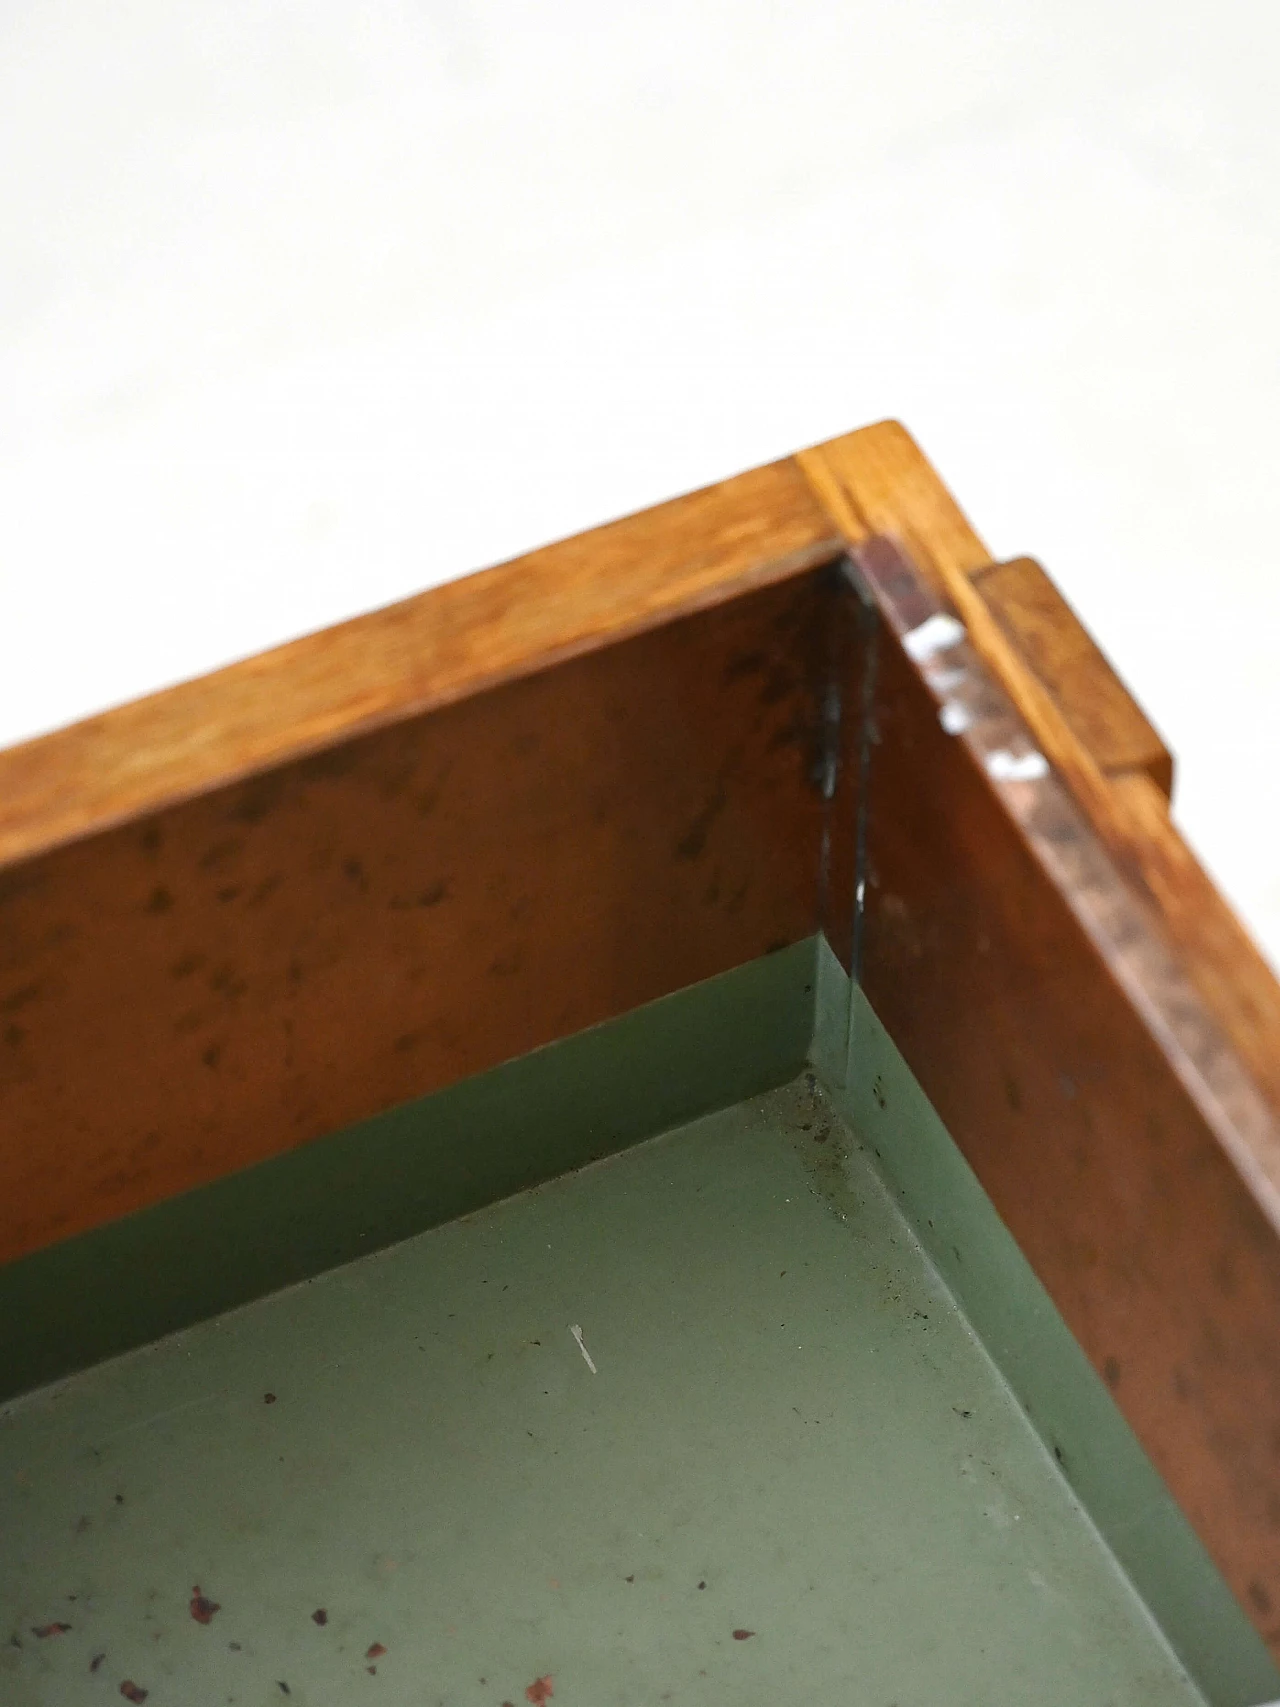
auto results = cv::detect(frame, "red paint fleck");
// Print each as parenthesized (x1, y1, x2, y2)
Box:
(120, 1684, 149, 1703)
(366, 1642, 386, 1660)
(32, 1623, 71, 1638)
(189, 1587, 220, 1624)
(732, 1628, 755, 1641)
(525, 1676, 554, 1704)
(311, 1607, 328, 1625)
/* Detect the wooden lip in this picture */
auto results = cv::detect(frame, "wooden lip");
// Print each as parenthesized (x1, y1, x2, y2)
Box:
(0, 457, 841, 871)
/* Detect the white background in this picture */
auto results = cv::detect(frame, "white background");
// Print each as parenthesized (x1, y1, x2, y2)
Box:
(2, 2, 1278, 964)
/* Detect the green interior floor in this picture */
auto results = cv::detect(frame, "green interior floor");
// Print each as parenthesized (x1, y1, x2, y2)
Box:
(1, 1077, 1211, 1707)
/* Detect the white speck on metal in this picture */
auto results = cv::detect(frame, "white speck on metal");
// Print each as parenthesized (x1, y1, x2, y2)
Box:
(570, 1324, 597, 1374)
(855, 878, 866, 907)
(939, 702, 972, 736)
(903, 612, 965, 663)
(986, 749, 1050, 783)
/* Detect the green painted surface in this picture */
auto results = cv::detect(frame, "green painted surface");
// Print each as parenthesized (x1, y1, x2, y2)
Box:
(3, 1082, 1206, 1706)
(0, 940, 817, 1404)
(2, 935, 1274, 1703)
(814, 942, 1280, 1707)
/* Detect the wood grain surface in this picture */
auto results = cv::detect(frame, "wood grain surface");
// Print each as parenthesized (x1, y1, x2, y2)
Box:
(0, 544, 856, 1266)
(849, 531, 1280, 1660)
(974, 554, 1173, 796)
(0, 459, 839, 870)
(796, 423, 1280, 1123)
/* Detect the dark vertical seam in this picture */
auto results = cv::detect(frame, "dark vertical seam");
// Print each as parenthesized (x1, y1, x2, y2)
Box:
(843, 557, 880, 1071)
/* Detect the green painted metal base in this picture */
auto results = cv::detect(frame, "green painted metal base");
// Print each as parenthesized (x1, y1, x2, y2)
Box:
(2, 939, 1276, 1706)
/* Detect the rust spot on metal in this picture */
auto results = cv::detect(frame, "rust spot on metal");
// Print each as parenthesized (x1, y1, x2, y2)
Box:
(189, 1587, 220, 1624)
(366, 1642, 386, 1660)
(525, 1677, 554, 1704)
(311, 1607, 328, 1625)
(119, 1683, 149, 1703)
(732, 1628, 755, 1640)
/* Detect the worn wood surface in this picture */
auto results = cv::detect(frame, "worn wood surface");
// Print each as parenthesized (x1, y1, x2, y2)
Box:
(0, 476, 853, 1265)
(796, 423, 1280, 1123)
(974, 555, 1173, 796)
(0, 460, 839, 871)
(849, 531, 1280, 1660)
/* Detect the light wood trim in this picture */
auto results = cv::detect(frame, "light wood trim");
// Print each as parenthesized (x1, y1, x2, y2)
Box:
(0, 460, 840, 870)
(974, 555, 1173, 797)
(796, 424, 1133, 823)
